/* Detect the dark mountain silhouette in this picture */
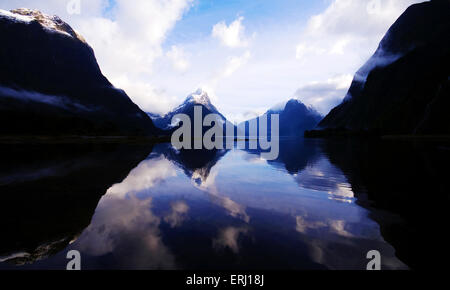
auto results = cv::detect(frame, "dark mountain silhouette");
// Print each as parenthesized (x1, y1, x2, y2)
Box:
(240, 99, 322, 137)
(317, 0, 450, 135)
(0, 9, 158, 136)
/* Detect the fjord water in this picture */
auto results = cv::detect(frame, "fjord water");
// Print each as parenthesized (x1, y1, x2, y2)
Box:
(1, 138, 448, 270)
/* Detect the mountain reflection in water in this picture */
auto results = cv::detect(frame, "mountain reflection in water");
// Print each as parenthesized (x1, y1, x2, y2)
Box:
(1, 138, 448, 270)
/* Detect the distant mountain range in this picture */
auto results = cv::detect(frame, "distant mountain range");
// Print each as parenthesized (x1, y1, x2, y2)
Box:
(0, 9, 159, 137)
(150, 93, 322, 139)
(317, 0, 450, 136)
(239, 99, 322, 137)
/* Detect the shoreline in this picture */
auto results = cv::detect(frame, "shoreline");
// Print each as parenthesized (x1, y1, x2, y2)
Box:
(0, 135, 171, 144)
(304, 130, 450, 142)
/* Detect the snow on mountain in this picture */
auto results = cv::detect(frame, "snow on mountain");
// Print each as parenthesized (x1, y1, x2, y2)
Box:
(150, 89, 228, 130)
(0, 9, 32, 23)
(186, 88, 212, 107)
(0, 8, 86, 42)
(176, 88, 218, 113)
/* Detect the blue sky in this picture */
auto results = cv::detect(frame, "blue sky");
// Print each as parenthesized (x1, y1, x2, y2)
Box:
(165, 0, 326, 46)
(1, 0, 424, 122)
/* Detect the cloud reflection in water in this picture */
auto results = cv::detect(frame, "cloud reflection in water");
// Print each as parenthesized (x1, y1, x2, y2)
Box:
(63, 140, 408, 270)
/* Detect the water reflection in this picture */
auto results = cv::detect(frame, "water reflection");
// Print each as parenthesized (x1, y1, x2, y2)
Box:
(2, 138, 437, 270)
(164, 200, 190, 228)
(75, 195, 176, 269)
(106, 155, 178, 198)
(213, 227, 250, 254)
(0, 143, 152, 265)
(294, 157, 355, 203)
(319, 138, 450, 269)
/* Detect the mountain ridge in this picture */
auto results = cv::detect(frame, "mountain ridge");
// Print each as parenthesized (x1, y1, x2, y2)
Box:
(317, 0, 450, 135)
(149, 89, 232, 133)
(240, 98, 322, 137)
(0, 8, 159, 137)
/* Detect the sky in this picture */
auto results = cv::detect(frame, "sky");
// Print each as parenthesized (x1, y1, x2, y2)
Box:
(0, 0, 425, 122)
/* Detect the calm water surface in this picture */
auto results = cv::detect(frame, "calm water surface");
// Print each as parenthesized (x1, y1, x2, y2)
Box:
(1, 138, 448, 270)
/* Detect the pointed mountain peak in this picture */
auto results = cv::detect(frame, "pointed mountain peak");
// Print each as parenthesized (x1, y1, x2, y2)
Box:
(151, 89, 228, 130)
(186, 88, 212, 106)
(286, 98, 312, 109)
(269, 98, 306, 112)
(286, 98, 303, 106)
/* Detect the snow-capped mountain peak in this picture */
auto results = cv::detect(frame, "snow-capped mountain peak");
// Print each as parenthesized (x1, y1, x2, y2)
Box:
(186, 88, 212, 107)
(149, 89, 229, 130)
(0, 9, 86, 43)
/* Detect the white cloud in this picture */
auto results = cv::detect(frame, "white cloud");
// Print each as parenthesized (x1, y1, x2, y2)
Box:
(222, 51, 251, 77)
(75, 194, 177, 269)
(200, 50, 251, 101)
(0, 0, 106, 19)
(303, 0, 420, 39)
(213, 227, 249, 253)
(212, 16, 249, 48)
(166, 45, 190, 72)
(77, 0, 194, 113)
(293, 0, 423, 113)
(296, 0, 423, 61)
(163, 200, 190, 228)
(107, 156, 178, 198)
(294, 74, 353, 115)
(113, 0, 192, 45)
(192, 165, 250, 223)
(109, 75, 180, 116)
(295, 216, 354, 238)
(227, 108, 268, 124)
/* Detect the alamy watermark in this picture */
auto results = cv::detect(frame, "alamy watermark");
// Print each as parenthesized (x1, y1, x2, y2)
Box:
(366, 250, 381, 270)
(171, 106, 280, 160)
(66, 250, 81, 270)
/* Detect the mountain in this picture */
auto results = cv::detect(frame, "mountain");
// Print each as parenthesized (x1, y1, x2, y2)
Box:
(318, 0, 450, 135)
(149, 89, 235, 136)
(0, 9, 158, 137)
(240, 99, 322, 137)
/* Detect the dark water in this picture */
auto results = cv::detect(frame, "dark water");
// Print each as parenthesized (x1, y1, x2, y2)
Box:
(0, 138, 448, 270)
